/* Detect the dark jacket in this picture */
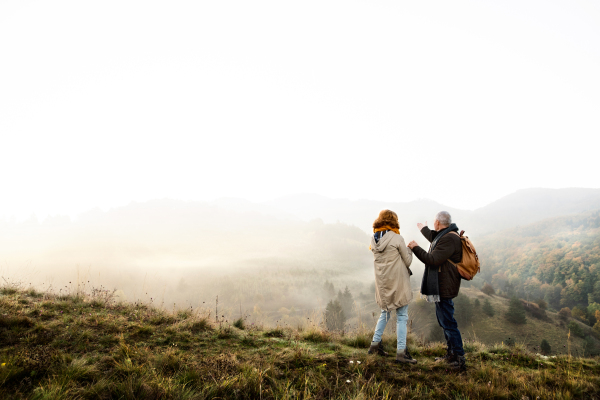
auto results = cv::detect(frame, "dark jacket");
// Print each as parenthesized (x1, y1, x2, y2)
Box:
(413, 226, 462, 299)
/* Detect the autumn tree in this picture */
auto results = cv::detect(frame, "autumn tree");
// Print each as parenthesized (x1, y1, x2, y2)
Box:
(481, 283, 495, 296)
(558, 307, 571, 321)
(536, 299, 548, 310)
(592, 311, 600, 337)
(571, 306, 588, 324)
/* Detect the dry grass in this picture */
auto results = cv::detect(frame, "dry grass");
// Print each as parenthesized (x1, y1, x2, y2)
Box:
(1, 286, 600, 399)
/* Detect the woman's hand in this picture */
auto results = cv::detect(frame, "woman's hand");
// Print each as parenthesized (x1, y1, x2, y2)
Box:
(407, 240, 419, 249)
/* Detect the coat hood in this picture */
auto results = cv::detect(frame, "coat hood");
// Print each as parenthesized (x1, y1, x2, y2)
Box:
(370, 230, 396, 253)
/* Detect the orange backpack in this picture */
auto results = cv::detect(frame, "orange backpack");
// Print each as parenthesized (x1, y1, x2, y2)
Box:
(449, 230, 480, 280)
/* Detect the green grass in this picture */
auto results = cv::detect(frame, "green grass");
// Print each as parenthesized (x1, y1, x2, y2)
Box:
(1, 287, 600, 399)
(411, 287, 600, 357)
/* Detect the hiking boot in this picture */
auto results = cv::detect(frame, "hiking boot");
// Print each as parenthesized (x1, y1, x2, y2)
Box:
(450, 355, 466, 372)
(435, 348, 456, 364)
(395, 349, 417, 364)
(367, 341, 388, 356)
(405, 348, 416, 360)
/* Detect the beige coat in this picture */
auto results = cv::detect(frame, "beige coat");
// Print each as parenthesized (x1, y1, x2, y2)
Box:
(370, 231, 413, 311)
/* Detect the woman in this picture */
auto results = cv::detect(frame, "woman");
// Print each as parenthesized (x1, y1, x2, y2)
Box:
(368, 209, 416, 364)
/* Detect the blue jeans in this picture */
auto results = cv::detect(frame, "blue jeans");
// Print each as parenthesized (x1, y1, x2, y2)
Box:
(372, 305, 409, 351)
(435, 299, 464, 356)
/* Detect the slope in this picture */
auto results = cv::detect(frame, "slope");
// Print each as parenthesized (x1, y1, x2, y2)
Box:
(1, 286, 599, 399)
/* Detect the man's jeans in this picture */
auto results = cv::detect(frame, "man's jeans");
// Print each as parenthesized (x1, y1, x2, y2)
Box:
(435, 298, 464, 356)
(372, 305, 409, 351)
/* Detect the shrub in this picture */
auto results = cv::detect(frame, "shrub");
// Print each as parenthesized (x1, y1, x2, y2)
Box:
(481, 283, 495, 296)
(536, 299, 548, 310)
(571, 307, 587, 324)
(264, 328, 285, 338)
(540, 339, 551, 355)
(482, 299, 495, 317)
(0, 287, 18, 295)
(505, 297, 526, 324)
(190, 319, 211, 333)
(558, 307, 572, 321)
(523, 302, 548, 320)
(567, 321, 584, 338)
(302, 330, 329, 343)
(342, 332, 371, 348)
(233, 318, 245, 330)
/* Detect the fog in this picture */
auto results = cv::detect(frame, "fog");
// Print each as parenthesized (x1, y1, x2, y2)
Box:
(2, 0, 600, 221)
(2, 1, 600, 345)
(0, 198, 381, 330)
(3, 189, 600, 340)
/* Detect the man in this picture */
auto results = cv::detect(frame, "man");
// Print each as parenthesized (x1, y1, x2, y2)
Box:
(407, 211, 466, 371)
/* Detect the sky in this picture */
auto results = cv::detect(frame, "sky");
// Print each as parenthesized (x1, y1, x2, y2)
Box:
(1, 0, 599, 221)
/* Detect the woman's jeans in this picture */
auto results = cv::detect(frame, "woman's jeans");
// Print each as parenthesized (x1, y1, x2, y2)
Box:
(371, 304, 409, 351)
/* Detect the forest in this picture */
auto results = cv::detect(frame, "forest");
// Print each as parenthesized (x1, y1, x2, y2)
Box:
(476, 210, 600, 328)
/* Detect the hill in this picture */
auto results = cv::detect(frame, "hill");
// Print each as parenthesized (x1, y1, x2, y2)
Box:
(472, 188, 600, 234)
(408, 287, 600, 357)
(259, 188, 600, 236)
(1, 286, 599, 399)
(475, 210, 600, 314)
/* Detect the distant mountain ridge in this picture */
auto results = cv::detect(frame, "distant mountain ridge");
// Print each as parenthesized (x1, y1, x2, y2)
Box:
(471, 188, 600, 234)
(219, 188, 600, 238)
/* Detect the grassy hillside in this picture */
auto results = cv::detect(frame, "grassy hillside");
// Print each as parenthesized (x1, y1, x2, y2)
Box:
(2, 287, 599, 399)
(409, 288, 600, 357)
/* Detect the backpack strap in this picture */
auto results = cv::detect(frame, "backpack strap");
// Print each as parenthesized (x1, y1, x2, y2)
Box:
(450, 230, 465, 238)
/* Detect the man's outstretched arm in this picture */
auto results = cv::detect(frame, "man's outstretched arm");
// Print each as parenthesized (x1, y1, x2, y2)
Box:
(417, 222, 434, 243)
(408, 237, 454, 267)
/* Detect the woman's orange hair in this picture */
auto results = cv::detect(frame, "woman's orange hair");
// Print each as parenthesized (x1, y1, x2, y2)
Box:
(373, 209, 399, 231)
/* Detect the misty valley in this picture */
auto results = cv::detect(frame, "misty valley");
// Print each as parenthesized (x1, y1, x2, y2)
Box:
(2, 189, 600, 358)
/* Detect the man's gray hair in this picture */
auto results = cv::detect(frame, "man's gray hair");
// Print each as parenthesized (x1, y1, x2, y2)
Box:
(435, 211, 452, 226)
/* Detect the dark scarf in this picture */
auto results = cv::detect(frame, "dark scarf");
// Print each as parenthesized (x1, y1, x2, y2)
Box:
(420, 223, 459, 299)
(373, 230, 387, 243)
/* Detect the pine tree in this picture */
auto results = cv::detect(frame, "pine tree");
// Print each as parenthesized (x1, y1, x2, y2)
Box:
(482, 298, 495, 317)
(540, 339, 551, 355)
(336, 287, 354, 318)
(342, 286, 354, 317)
(323, 280, 335, 299)
(324, 299, 346, 331)
(505, 297, 527, 324)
